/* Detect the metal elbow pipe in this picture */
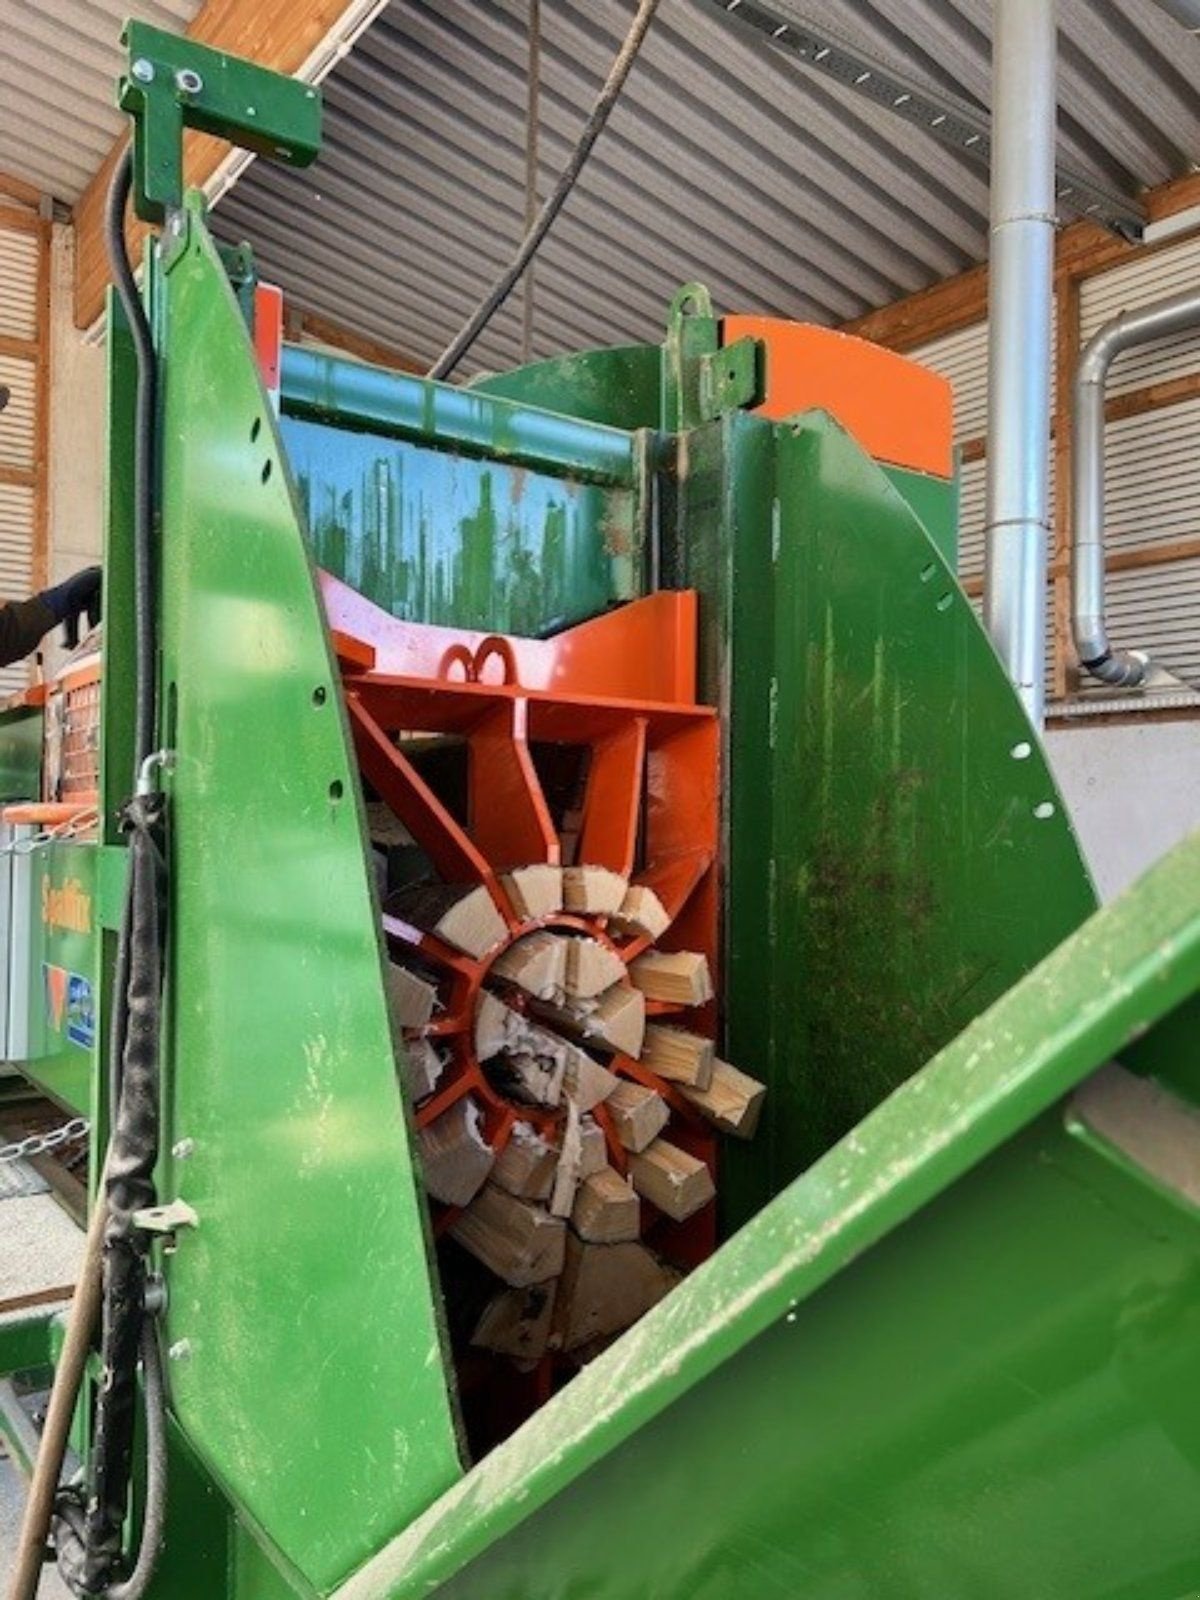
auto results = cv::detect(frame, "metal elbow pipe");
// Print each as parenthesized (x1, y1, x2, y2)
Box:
(1072, 286, 1200, 687)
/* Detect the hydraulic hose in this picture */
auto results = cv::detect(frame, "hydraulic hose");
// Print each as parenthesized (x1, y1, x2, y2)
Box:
(47, 145, 169, 1600)
(427, 0, 662, 381)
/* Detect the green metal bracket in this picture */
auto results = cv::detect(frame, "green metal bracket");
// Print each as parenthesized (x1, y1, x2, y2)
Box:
(118, 20, 322, 224)
(661, 282, 762, 432)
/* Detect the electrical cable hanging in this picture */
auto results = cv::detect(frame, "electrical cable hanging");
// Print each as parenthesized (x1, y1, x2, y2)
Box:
(520, 0, 541, 364)
(428, 0, 662, 381)
(48, 145, 170, 1600)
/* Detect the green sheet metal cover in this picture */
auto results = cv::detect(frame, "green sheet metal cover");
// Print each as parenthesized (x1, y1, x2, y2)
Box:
(149, 198, 462, 1591)
(333, 828, 1200, 1600)
(664, 408, 1098, 1217)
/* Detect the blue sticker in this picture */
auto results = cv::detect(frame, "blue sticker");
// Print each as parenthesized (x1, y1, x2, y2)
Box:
(65, 972, 94, 1050)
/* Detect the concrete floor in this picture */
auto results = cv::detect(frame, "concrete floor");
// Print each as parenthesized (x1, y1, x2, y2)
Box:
(0, 1446, 70, 1597)
(0, 1173, 84, 1593)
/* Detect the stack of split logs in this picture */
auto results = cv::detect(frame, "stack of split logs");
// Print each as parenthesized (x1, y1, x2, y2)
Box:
(387, 858, 766, 1371)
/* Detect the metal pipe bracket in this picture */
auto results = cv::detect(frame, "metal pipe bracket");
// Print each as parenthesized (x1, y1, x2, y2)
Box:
(118, 20, 323, 224)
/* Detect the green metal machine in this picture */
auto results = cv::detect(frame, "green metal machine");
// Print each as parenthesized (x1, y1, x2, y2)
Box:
(2, 25, 1199, 1600)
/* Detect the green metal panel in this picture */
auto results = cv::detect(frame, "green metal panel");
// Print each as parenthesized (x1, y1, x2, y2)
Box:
(119, 21, 320, 224)
(0, 1308, 57, 1376)
(150, 197, 462, 1592)
(663, 409, 1096, 1220)
(0, 707, 42, 800)
(332, 828, 1200, 1600)
(472, 345, 663, 428)
(881, 460, 958, 568)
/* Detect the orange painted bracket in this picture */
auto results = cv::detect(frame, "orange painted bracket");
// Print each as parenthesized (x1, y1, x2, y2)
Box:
(330, 629, 376, 672)
(723, 315, 954, 479)
(320, 572, 701, 705)
(1, 801, 95, 828)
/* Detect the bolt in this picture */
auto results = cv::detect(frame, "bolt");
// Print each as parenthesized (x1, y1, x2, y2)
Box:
(175, 68, 203, 95)
(167, 1338, 192, 1363)
(131, 58, 155, 83)
(172, 1137, 195, 1160)
(143, 1275, 168, 1316)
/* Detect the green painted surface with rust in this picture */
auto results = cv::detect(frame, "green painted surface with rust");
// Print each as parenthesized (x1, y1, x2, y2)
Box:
(333, 831, 1200, 1600)
(664, 409, 1097, 1222)
(280, 414, 626, 633)
(149, 197, 463, 1592)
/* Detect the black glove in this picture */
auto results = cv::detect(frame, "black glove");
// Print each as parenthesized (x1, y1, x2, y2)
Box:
(40, 566, 102, 650)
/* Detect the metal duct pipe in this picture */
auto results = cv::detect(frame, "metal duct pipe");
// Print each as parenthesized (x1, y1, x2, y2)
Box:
(1072, 287, 1200, 686)
(983, 0, 1057, 727)
(1151, 0, 1200, 32)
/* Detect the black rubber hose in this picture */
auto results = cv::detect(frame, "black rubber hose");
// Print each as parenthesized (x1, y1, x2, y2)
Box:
(427, 0, 662, 381)
(103, 148, 157, 773)
(50, 144, 169, 1600)
(103, 1325, 169, 1600)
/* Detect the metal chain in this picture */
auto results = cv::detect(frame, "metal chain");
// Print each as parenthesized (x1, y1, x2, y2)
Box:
(0, 1116, 90, 1164)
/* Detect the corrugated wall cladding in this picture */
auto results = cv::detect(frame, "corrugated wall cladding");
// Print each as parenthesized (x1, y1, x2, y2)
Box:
(1105, 399, 1200, 554)
(907, 222, 1200, 707)
(0, 230, 39, 342)
(911, 312, 1057, 445)
(0, 356, 36, 471)
(1080, 233, 1200, 395)
(1108, 557, 1200, 685)
(0, 0, 203, 203)
(214, 0, 1200, 378)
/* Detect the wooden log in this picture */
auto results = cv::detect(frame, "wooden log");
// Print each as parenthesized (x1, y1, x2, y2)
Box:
(629, 949, 714, 1006)
(628, 1138, 715, 1222)
(492, 930, 568, 999)
(585, 986, 646, 1056)
(605, 1080, 669, 1153)
(418, 1096, 494, 1207)
(481, 1004, 616, 1111)
(491, 1121, 557, 1201)
(641, 1024, 715, 1089)
(474, 992, 513, 1061)
(579, 1115, 607, 1177)
(610, 883, 671, 941)
(554, 1235, 677, 1351)
(679, 1059, 767, 1140)
(391, 882, 507, 958)
(400, 1037, 444, 1103)
(550, 1101, 585, 1217)
(471, 1281, 558, 1362)
(539, 986, 646, 1059)
(562, 864, 629, 916)
(561, 1044, 619, 1113)
(564, 937, 625, 999)
(450, 1185, 566, 1287)
(386, 961, 437, 1030)
(501, 864, 563, 922)
(571, 1167, 640, 1244)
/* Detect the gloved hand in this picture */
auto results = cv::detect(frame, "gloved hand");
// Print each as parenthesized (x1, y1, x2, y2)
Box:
(39, 566, 102, 649)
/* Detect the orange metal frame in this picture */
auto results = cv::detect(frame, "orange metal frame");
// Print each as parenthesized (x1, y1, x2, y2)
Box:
(328, 582, 722, 1274)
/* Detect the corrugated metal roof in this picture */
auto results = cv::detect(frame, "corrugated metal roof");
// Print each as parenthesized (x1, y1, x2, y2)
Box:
(0, 0, 202, 203)
(213, 0, 1200, 375)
